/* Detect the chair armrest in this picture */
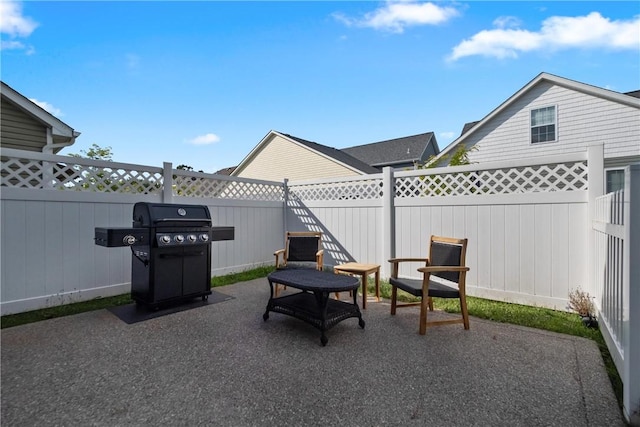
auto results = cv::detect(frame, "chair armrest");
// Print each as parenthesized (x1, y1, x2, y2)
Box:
(417, 266, 470, 273)
(274, 249, 285, 267)
(388, 258, 428, 263)
(389, 258, 428, 278)
(316, 249, 324, 270)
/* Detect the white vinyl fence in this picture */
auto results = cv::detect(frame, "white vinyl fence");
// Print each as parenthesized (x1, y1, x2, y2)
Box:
(2, 145, 638, 424)
(592, 165, 640, 425)
(288, 151, 591, 310)
(1, 148, 284, 315)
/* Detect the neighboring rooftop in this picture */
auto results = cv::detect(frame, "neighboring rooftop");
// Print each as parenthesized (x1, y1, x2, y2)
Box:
(280, 132, 380, 175)
(341, 132, 438, 169)
(215, 166, 236, 176)
(459, 121, 480, 137)
(625, 90, 640, 99)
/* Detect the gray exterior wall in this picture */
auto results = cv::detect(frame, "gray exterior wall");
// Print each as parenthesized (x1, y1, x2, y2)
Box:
(464, 82, 640, 166)
(0, 98, 47, 151)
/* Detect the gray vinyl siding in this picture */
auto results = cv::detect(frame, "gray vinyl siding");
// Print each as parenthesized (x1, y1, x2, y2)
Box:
(467, 82, 640, 164)
(0, 98, 47, 151)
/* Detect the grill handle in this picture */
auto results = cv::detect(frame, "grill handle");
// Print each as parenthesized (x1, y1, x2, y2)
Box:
(153, 218, 212, 224)
(159, 251, 205, 259)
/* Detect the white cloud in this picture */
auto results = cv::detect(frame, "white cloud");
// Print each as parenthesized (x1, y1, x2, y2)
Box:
(493, 16, 522, 29)
(333, 1, 459, 33)
(29, 98, 64, 117)
(0, 0, 38, 37)
(186, 133, 221, 146)
(0, 0, 38, 54)
(449, 12, 640, 61)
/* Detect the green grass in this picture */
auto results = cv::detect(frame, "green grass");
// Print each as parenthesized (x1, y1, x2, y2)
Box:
(0, 268, 623, 408)
(0, 266, 275, 330)
(210, 265, 275, 287)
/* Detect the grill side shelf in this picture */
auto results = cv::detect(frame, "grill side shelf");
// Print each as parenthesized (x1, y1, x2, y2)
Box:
(94, 227, 149, 247)
(211, 226, 234, 241)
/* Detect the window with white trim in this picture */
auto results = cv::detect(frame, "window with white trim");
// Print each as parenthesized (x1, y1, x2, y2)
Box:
(606, 169, 625, 193)
(530, 106, 556, 144)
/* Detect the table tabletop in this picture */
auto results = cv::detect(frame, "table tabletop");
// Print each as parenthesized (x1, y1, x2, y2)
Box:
(268, 269, 359, 293)
(334, 262, 380, 274)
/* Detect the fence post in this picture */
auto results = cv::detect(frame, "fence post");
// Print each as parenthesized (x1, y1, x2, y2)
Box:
(587, 144, 604, 298)
(163, 162, 173, 203)
(283, 178, 289, 237)
(382, 167, 395, 277)
(623, 164, 640, 425)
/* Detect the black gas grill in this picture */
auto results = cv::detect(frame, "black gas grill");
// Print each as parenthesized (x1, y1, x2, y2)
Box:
(95, 202, 234, 308)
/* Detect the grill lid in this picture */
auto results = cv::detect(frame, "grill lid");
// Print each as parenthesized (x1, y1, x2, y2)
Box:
(133, 202, 212, 228)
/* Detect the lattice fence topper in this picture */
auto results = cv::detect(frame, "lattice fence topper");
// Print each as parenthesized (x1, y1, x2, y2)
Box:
(288, 178, 383, 201)
(395, 161, 589, 198)
(173, 175, 283, 201)
(1, 156, 163, 194)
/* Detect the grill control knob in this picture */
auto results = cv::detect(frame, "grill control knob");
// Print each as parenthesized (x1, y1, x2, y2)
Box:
(123, 235, 137, 245)
(187, 234, 197, 243)
(174, 235, 185, 243)
(199, 233, 209, 242)
(160, 235, 171, 244)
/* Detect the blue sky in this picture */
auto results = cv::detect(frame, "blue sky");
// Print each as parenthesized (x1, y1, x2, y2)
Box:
(2, 1, 639, 173)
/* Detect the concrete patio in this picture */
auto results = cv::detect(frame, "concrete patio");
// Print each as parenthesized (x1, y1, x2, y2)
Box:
(1, 278, 625, 426)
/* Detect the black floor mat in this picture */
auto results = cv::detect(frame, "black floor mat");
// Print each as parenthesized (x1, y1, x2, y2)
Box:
(107, 290, 234, 324)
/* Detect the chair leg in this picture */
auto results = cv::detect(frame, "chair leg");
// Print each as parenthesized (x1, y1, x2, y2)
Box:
(419, 297, 429, 335)
(460, 295, 470, 330)
(390, 286, 398, 315)
(428, 296, 434, 311)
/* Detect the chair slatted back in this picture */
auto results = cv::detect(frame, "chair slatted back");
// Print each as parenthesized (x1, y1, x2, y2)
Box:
(287, 236, 321, 262)
(429, 238, 466, 283)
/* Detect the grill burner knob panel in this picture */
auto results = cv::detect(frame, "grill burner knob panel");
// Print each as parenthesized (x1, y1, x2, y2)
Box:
(156, 233, 209, 247)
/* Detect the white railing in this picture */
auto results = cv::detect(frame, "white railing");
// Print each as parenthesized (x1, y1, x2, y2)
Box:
(591, 165, 640, 425)
(593, 190, 625, 359)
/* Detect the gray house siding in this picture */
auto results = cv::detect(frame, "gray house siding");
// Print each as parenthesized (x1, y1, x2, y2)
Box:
(0, 98, 47, 151)
(465, 82, 639, 165)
